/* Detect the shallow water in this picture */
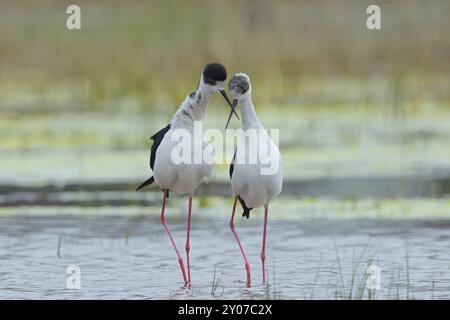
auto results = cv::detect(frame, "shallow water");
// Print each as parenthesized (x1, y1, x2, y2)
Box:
(0, 214, 449, 299)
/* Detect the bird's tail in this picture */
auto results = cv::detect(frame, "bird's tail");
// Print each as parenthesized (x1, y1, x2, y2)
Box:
(238, 196, 253, 219)
(242, 208, 252, 219)
(136, 176, 155, 191)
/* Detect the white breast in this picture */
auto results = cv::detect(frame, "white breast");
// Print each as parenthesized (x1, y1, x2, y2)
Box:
(231, 129, 283, 208)
(153, 128, 215, 195)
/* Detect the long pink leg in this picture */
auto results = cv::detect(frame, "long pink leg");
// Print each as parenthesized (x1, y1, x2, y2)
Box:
(185, 195, 192, 285)
(160, 189, 188, 286)
(229, 197, 251, 287)
(261, 204, 269, 285)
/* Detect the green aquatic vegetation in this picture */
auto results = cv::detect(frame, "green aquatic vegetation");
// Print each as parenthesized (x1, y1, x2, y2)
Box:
(57, 236, 63, 258)
(308, 253, 323, 300)
(331, 241, 381, 300)
(1, 196, 449, 221)
(405, 244, 411, 300)
(333, 238, 345, 299)
(263, 262, 282, 300)
(348, 239, 371, 299)
(1, 103, 450, 186)
(210, 267, 224, 297)
(328, 238, 436, 299)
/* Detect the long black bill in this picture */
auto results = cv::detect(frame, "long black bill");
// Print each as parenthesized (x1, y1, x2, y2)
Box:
(225, 98, 239, 130)
(219, 90, 240, 121)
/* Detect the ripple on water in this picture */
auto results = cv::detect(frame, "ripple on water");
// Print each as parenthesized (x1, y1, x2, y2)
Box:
(0, 215, 449, 299)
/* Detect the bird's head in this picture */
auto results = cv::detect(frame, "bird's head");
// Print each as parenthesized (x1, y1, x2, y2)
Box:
(201, 63, 228, 92)
(200, 63, 239, 122)
(225, 73, 251, 129)
(228, 73, 251, 100)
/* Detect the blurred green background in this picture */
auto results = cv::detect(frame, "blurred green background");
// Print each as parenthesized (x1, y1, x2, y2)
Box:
(0, 0, 449, 185)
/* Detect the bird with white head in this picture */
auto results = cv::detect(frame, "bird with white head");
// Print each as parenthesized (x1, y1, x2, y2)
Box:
(226, 73, 283, 287)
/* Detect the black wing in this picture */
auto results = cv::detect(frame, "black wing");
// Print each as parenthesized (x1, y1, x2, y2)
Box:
(229, 149, 253, 219)
(150, 123, 171, 170)
(229, 159, 234, 179)
(136, 124, 171, 192)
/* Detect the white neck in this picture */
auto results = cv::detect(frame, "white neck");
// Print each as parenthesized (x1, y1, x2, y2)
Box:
(171, 83, 213, 129)
(239, 95, 263, 130)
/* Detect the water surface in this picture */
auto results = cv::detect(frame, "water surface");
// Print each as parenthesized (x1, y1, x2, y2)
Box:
(1, 213, 449, 299)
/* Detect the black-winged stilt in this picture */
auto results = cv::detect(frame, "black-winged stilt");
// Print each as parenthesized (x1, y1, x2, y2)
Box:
(136, 63, 237, 286)
(226, 73, 283, 287)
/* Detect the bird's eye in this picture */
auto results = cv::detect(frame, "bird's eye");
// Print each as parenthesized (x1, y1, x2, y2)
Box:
(238, 85, 247, 94)
(204, 78, 217, 86)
